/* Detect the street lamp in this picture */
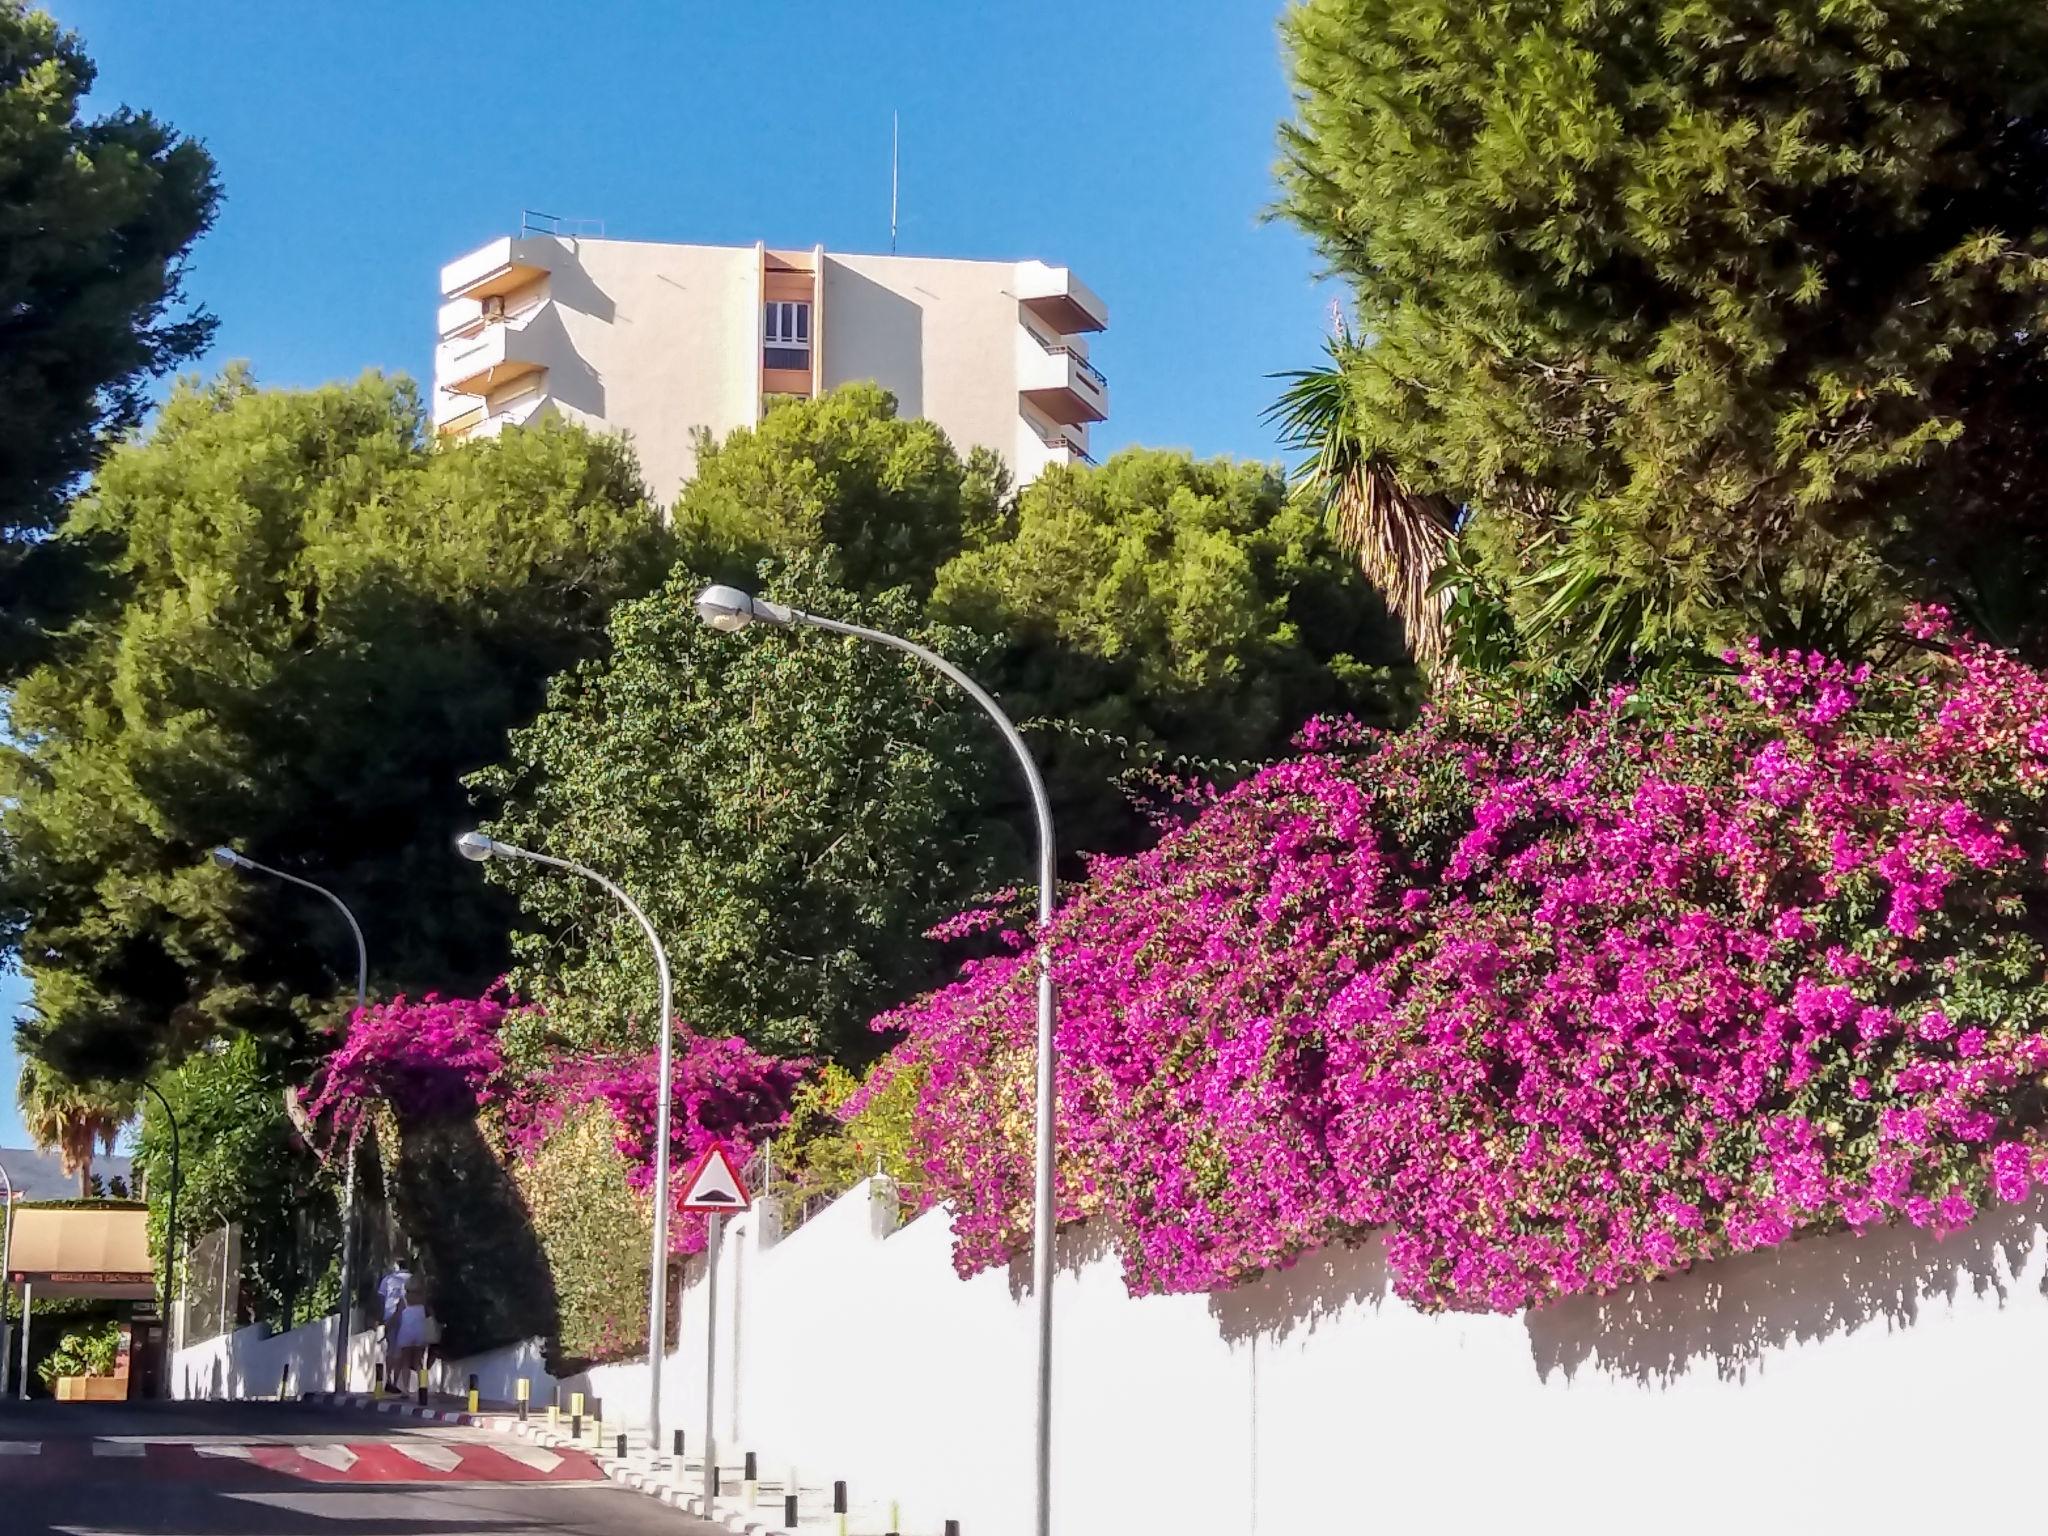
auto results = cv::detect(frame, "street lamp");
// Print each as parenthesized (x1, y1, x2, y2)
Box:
(210, 846, 368, 1395)
(693, 583, 1061, 1536)
(454, 831, 677, 1448)
(139, 1082, 180, 1398)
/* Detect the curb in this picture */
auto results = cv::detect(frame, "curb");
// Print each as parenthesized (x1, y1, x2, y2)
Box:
(297, 1390, 479, 1426)
(292, 1392, 809, 1532)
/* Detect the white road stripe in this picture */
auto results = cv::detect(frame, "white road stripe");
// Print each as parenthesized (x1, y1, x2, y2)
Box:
(194, 1443, 253, 1458)
(91, 1440, 146, 1456)
(393, 1441, 463, 1472)
(496, 1444, 563, 1473)
(296, 1443, 359, 1472)
(0, 1442, 39, 1456)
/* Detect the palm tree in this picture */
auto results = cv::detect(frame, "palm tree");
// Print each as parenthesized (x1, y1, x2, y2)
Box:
(17, 1058, 136, 1197)
(1268, 334, 1460, 670)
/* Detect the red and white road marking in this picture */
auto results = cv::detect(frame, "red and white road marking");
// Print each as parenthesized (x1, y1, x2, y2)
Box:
(0, 1439, 606, 1485)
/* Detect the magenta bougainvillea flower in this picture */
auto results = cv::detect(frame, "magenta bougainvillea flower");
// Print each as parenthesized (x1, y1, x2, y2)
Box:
(878, 611, 2048, 1312)
(307, 988, 802, 1257)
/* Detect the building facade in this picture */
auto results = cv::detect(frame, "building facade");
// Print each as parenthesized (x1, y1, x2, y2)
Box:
(432, 235, 1109, 503)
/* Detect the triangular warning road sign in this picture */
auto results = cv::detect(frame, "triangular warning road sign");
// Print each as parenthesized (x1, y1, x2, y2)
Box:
(679, 1142, 752, 1212)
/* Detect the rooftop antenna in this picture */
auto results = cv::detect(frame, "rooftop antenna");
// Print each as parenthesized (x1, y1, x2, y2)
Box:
(890, 111, 899, 254)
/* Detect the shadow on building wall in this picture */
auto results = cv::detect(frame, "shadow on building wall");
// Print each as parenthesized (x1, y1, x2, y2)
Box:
(823, 264, 923, 420)
(1198, 1189, 2048, 1390)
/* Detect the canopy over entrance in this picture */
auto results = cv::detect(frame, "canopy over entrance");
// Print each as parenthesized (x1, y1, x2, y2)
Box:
(6, 1202, 154, 1300)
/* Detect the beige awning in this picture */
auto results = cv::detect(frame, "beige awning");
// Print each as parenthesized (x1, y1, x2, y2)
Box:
(6, 1203, 155, 1299)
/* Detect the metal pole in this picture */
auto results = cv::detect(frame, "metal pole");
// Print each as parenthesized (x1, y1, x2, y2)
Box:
(776, 607, 1059, 1536)
(141, 1083, 180, 1398)
(464, 839, 674, 1445)
(0, 1157, 13, 1398)
(17, 1281, 30, 1400)
(702, 1211, 721, 1514)
(212, 849, 367, 1394)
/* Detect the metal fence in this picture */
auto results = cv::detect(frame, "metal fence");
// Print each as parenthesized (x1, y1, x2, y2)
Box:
(175, 1222, 241, 1348)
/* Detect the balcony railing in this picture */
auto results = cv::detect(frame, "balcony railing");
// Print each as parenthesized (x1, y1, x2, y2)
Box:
(1026, 327, 1109, 388)
(1040, 433, 1098, 466)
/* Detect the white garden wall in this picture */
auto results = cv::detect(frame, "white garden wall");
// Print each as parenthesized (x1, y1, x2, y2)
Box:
(178, 1178, 2048, 1535)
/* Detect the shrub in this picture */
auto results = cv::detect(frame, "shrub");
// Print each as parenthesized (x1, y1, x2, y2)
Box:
(882, 613, 2048, 1311)
(38, 1318, 120, 1384)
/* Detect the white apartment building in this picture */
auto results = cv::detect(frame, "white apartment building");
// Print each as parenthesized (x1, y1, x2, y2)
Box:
(431, 234, 1109, 502)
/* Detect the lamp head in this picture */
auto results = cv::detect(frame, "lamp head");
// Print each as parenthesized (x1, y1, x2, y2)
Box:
(455, 831, 500, 863)
(694, 584, 796, 632)
(210, 846, 248, 871)
(694, 584, 758, 632)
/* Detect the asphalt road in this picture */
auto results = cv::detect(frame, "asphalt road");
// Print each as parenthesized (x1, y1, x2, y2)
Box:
(0, 1398, 723, 1536)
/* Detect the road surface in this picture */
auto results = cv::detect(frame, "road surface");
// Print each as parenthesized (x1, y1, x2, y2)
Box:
(0, 1397, 721, 1535)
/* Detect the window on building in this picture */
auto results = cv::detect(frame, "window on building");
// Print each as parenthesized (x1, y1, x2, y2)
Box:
(763, 300, 811, 371)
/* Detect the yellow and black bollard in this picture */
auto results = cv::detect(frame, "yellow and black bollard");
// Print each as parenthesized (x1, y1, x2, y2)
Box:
(516, 1376, 530, 1423)
(569, 1390, 584, 1441)
(465, 1373, 479, 1415)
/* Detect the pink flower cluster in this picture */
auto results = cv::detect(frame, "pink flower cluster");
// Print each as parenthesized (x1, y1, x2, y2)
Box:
(304, 990, 513, 1140)
(878, 614, 2048, 1311)
(307, 989, 801, 1258)
(497, 1032, 803, 1255)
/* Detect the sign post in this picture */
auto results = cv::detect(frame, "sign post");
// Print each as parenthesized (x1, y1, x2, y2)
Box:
(678, 1143, 751, 1515)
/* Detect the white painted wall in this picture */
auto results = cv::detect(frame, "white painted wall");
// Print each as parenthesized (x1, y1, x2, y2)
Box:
(825, 252, 1046, 478)
(180, 1178, 2048, 1535)
(548, 238, 761, 505)
(171, 1315, 381, 1404)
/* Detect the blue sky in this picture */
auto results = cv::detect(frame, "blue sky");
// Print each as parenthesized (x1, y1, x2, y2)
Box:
(50, 0, 1337, 459)
(3, 2, 1339, 1141)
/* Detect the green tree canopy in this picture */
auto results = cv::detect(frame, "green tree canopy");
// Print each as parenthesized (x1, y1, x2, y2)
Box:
(674, 381, 1007, 598)
(0, 2, 219, 670)
(934, 449, 1412, 854)
(0, 369, 669, 1077)
(473, 554, 1011, 1062)
(1278, 0, 2048, 674)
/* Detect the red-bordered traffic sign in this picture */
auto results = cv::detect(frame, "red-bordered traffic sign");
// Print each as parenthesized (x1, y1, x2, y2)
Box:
(678, 1142, 752, 1213)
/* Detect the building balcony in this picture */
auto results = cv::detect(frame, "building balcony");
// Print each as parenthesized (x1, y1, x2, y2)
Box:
(440, 235, 553, 301)
(435, 380, 550, 442)
(1037, 429, 1097, 467)
(1019, 335, 1109, 426)
(1015, 261, 1108, 334)
(436, 320, 549, 397)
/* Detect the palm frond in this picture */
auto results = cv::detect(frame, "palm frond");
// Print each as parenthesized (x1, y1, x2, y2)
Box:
(1267, 344, 1457, 669)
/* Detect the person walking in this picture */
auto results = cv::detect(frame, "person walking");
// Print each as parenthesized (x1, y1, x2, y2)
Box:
(376, 1256, 412, 1389)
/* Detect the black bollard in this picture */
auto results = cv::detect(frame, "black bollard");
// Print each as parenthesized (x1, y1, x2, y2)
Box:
(784, 1493, 799, 1528)
(373, 1361, 384, 1393)
(279, 1364, 290, 1400)
(673, 1429, 684, 1459)
(616, 1433, 627, 1460)
(944, 1523, 961, 1536)
(712, 1464, 722, 1496)
(833, 1480, 848, 1513)
(744, 1451, 758, 1481)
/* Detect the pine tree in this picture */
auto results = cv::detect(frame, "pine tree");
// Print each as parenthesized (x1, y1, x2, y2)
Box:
(1279, 0, 2048, 673)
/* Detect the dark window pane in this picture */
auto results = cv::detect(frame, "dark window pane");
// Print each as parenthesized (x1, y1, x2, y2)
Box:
(764, 346, 809, 370)
(794, 303, 809, 342)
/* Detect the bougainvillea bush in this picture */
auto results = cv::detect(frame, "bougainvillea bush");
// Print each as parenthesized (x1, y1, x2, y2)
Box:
(878, 613, 2048, 1312)
(308, 991, 802, 1260)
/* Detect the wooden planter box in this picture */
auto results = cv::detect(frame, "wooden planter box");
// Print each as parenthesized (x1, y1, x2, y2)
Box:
(54, 1376, 127, 1402)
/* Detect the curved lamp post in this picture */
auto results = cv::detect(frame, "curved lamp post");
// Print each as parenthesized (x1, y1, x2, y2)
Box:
(693, 583, 1060, 1536)
(139, 1081, 181, 1397)
(210, 847, 367, 1394)
(454, 831, 677, 1447)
